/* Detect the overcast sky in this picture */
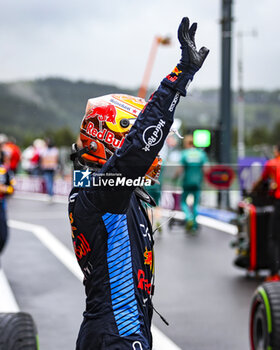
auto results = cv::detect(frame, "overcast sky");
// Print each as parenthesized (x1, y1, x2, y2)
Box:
(0, 0, 279, 91)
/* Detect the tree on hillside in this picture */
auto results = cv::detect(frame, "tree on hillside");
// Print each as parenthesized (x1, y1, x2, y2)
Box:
(271, 122, 280, 145)
(44, 126, 76, 147)
(248, 126, 270, 146)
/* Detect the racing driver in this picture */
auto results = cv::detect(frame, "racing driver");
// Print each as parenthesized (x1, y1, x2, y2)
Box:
(69, 17, 209, 350)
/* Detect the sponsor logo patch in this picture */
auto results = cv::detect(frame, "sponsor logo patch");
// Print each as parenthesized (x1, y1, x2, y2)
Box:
(86, 122, 125, 148)
(74, 233, 91, 260)
(142, 119, 165, 152)
(137, 269, 151, 294)
(87, 105, 117, 124)
(168, 91, 180, 112)
(144, 247, 153, 270)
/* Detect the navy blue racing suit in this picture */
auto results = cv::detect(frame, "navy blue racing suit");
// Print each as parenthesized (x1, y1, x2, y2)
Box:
(68, 69, 192, 350)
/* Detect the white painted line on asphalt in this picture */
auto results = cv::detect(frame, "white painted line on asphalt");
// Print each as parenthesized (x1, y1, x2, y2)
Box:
(152, 325, 182, 350)
(13, 193, 238, 235)
(8, 220, 83, 282)
(8, 219, 182, 350)
(0, 268, 20, 312)
(160, 209, 237, 235)
(196, 215, 238, 235)
(14, 192, 67, 203)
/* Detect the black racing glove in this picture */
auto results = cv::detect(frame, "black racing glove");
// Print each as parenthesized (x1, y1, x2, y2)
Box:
(177, 17, 209, 74)
(162, 17, 209, 96)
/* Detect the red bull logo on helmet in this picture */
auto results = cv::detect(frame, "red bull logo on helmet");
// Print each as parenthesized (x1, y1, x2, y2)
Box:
(86, 122, 125, 149)
(86, 105, 117, 125)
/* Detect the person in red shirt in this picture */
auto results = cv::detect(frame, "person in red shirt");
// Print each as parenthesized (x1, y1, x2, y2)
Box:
(261, 145, 280, 199)
(255, 144, 280, 280)
(3, 140, 21, 174)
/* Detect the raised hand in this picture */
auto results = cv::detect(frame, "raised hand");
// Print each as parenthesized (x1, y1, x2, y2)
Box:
(177, 17, 209, 74)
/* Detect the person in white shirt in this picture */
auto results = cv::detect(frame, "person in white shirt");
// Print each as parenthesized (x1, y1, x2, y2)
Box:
(41, 138, 59, 199)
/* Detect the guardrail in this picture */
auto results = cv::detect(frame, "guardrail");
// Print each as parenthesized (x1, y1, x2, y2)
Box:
(14, 175, 72, 197)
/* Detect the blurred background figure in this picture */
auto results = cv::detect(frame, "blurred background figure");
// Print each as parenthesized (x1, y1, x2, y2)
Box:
(174, 134, 208, 232)
(1, 135, 21, 175)
(0, 141, 15, 255)
(253, 143, 280, 281)
(22, 138, 46, 175)
(144, 133, 179, 233)
(40, 138, 59, 201)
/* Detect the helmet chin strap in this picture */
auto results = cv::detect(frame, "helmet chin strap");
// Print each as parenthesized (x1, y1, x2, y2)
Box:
(70, 143, 90, 162)
(70, 143, 106, 163)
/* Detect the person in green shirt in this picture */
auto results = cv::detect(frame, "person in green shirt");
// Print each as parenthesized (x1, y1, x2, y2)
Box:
(176, 134, 208, 232)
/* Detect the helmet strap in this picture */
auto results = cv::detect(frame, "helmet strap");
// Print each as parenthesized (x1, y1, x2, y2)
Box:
(70, 143, 107, 170)
(70, 143, 89, 162)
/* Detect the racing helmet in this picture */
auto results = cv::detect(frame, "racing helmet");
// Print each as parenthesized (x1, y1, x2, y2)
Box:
(79, 94, 162, 183)
(80, 94, 144, 165)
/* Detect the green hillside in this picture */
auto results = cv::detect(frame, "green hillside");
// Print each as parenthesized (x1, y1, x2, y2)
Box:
(0, 78, 280, 146)
(0, 78, 137, 144)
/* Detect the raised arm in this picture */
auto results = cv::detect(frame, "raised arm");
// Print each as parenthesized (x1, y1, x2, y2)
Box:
(102, 17, 209, 179)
